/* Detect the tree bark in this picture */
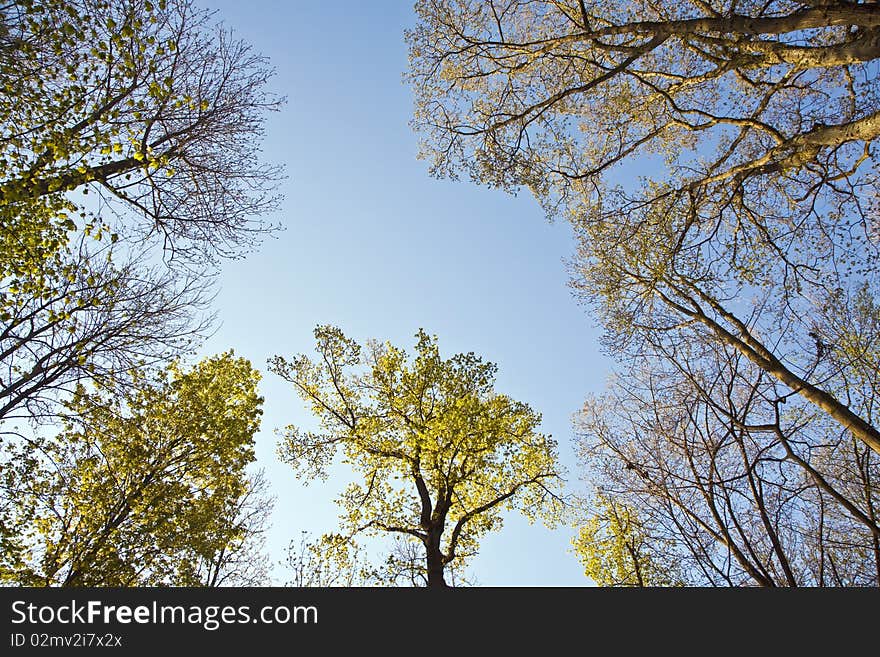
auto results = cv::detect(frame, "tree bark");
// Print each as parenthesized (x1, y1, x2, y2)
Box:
(661, 282, 880, 457)
(425, 527, 448, 588)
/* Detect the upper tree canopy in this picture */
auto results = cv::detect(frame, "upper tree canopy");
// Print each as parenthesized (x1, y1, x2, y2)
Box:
(408, 1, 880, 456)
(1, 0, 282, 262)
(408, 0, 879, 214)
(270, 326, 563, 587)
(0, 0, 282, 425)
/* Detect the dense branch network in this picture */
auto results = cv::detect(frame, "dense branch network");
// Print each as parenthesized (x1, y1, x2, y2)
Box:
(270, 326, 563, 587)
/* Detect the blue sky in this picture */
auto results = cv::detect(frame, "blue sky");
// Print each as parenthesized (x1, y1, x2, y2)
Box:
(198, 0, 612, 585)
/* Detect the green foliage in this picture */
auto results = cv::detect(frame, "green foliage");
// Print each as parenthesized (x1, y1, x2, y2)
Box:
(0, 0, 281, 589)
(285, 532, 372, 587)
(408, 0, 880, 457)
(0, 0, 282, 423)
(0, 352, 264, 586)
(408, 1, 878, 211)
(1, 0, 281, 260)
(573, 494, 681, 587)
(270, 326, 563, 586)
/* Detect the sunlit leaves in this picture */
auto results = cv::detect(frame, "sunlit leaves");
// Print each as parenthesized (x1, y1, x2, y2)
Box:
(0, 205, 206, 423)
(270, 326, 563, 586)
(0, 0, 281, 588)
(0, 352, 264, 586)
(573, 494, 682, 587)
(0, 0, 282, 263)
(408, 0, 880, 377)
(408, 1, 880, 459)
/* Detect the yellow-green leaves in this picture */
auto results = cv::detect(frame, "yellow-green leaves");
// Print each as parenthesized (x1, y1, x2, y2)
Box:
(271, 326, 563, 586)
(1, 353, 265, 586)
(573, 494, 680, 587)
(0, 0, 281, 263)
(1, 0, 278, 588)
(0, 197, 204, 424)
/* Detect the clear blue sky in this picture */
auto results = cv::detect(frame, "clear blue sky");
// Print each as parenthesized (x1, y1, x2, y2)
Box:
(198, 0, 612, 586)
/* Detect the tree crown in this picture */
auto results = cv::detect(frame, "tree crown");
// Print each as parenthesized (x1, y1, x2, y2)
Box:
(270, 326, 563, 583)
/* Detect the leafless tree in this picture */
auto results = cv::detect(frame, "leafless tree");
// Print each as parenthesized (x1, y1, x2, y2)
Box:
(577, 332, 880, 586)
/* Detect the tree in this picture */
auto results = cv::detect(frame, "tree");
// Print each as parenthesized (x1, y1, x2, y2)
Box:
(284, 532, 371, 587)
(1, 0, 282, 262)
(408, 1, 880, 456)
(284, 531, 474, 587)
(0, 230, 207, 426)
(0, 352, 266, 586)
(0, 0, 282, 425)
(408, 0, 878, 213)
(195, 471, 274, 587)
(575, 331, 880, 586)
(0, 0, 279, 589)
(572, 493, 682, 587)
(269, 326, 563, 587)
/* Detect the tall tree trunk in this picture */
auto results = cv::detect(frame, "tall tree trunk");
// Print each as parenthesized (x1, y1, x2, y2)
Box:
(425, 528, 447, 588)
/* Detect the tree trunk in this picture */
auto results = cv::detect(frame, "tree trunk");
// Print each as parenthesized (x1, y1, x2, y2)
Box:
(425, 529, 447, 588)
(426, 555, 447, 587)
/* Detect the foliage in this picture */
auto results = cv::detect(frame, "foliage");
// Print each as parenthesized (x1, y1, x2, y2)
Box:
(409, 0, 879, 215)
(285, 531, 372, 587)
(270, 326, 563, 587)
(409, 0, 880, 584)
(0, 227, 207, 425)
(1, 0, 282, 262)
(572, 493, 682, 586)
(0, 352, 266, 586)
(0, 0, 282, 424)
(0, 3, 281, 589)
(408, 0, 880, 455)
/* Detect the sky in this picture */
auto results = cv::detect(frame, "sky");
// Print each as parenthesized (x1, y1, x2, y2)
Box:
(197, 0, 613, 586)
